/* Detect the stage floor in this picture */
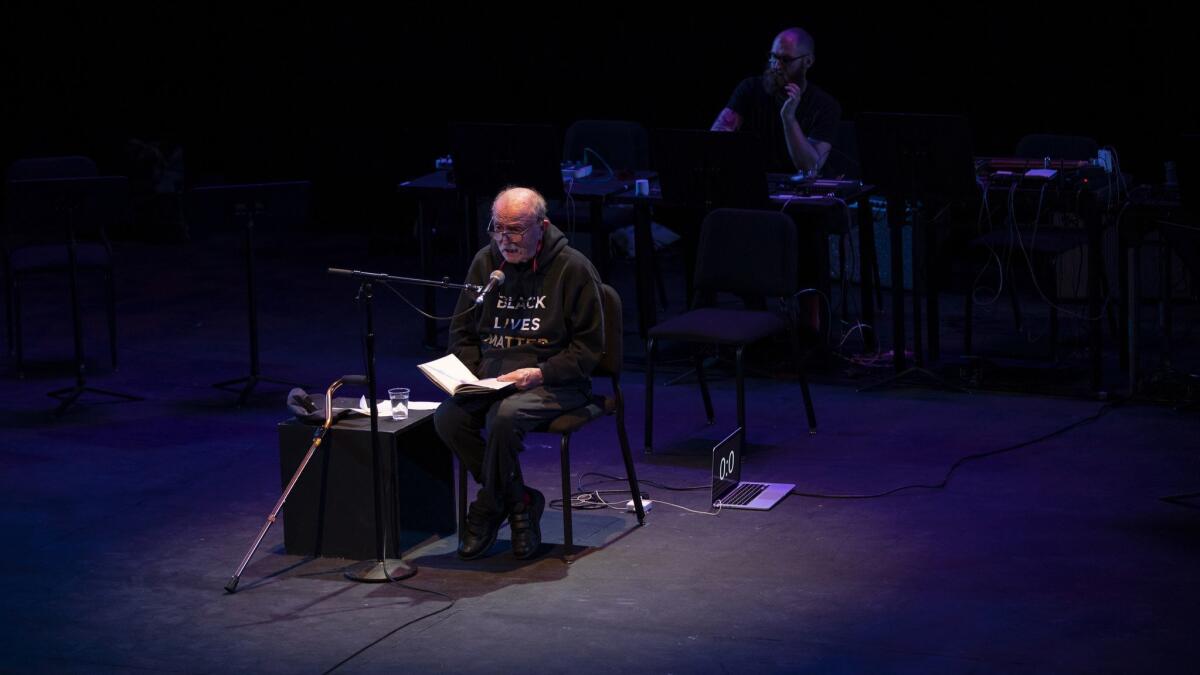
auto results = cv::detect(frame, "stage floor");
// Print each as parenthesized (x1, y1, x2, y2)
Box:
(1, 232, 1197, 673)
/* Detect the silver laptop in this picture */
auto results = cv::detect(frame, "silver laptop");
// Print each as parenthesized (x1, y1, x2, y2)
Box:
(711, 428, 794, 510)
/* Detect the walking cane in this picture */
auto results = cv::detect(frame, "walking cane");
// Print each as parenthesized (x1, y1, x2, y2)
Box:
(224, 376, 353, 593)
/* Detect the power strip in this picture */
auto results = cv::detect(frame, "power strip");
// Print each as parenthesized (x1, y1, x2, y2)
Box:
(626, 499, 653, 513)
(561, 163, 593, 179)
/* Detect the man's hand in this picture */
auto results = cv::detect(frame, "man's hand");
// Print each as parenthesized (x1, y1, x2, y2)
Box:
(779, 82, 804, 120)
(498, 367, 544, 390)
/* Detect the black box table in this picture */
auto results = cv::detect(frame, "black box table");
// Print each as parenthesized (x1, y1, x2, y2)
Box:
(277, 405, 455, 559)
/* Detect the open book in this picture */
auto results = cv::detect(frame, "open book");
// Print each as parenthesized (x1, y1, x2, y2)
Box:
(418, 354, 514, 397)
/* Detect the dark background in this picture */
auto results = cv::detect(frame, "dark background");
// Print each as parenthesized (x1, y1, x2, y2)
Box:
(2, 5, 1194, 225)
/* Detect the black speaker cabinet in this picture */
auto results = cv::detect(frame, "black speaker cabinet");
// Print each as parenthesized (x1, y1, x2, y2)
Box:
(277, 408, 455, 559)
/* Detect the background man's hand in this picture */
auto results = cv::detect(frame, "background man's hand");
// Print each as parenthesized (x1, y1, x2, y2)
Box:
(779, 82, 803, 119)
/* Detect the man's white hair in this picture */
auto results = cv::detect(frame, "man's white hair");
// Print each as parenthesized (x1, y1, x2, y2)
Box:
(492, 186, 547, 224)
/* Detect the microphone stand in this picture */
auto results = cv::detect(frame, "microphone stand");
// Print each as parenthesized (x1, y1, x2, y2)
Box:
(326, 267, 480, 583)
(327, 268, 482, 296)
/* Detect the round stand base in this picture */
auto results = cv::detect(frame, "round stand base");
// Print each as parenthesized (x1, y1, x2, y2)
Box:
(344, 559, 417, 582)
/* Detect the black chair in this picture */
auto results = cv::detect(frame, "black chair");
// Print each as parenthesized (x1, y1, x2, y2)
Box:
(964, 225, 1088, 361)
(556, 119, 668, 306)
(3, 156, 118, 375)
(556, 121, 644, 234)
(563, 119, 649, 175)
(644, 208, 818, 454)
(456, 283, 646, 563)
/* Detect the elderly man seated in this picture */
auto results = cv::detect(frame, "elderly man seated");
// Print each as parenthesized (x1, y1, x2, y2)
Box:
(433, 186, 605, 560)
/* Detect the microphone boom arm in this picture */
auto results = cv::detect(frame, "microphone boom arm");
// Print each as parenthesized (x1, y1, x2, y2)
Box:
(327, 268, 482, 294)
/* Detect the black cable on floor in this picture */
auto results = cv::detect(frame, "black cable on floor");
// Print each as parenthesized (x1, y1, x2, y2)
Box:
(578, 471, 709, 492)
(547, 472, 708, 512)
(549, 490, 643, 511)
(790, 399, 1122, 499)
(321, 580, 455, 674)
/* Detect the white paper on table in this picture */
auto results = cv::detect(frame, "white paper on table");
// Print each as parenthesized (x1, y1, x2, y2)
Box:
(350, 396, 440, 415)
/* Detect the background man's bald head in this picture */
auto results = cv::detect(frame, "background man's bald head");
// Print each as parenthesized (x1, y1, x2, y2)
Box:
(775, 27, 815, 55)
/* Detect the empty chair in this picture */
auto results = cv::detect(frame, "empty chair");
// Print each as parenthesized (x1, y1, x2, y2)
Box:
(644, 208, 817, 454)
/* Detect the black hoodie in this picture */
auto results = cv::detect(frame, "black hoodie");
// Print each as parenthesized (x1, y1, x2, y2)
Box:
(447, 223, 604, 389)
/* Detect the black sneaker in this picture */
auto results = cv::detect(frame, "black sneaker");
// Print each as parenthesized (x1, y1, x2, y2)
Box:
(508, 488, 545, 560)
(458, 500, 506, 560)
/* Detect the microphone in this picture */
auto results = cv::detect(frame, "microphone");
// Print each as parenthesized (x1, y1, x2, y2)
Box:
(475, 270, 505, 305)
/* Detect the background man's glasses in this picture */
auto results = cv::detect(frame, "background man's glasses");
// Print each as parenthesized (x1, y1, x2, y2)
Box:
(768, 52, 808, 64)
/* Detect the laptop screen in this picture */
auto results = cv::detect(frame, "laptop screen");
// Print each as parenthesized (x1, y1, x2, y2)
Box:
(711, 427, 744, 503)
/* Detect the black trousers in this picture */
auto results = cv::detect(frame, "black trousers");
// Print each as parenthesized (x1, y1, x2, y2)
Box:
(433, 384, 589, 516)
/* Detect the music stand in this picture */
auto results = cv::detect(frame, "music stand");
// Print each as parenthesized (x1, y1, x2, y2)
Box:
(6, 176, 143, 414)
(651, 129, 770, 210)
(190, 181, 311, 405)
(450, 122, 564, 201)
(855, 112, 976, 392)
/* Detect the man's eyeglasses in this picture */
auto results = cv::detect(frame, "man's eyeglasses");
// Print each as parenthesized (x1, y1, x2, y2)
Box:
(486, 220, 533, 242)
(768, 52, 809, 65)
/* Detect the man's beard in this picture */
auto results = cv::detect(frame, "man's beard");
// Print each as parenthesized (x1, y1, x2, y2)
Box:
(762, 67, 804, 100)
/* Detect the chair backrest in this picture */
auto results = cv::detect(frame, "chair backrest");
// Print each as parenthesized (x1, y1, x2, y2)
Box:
(6, 156, 98, 181)
(563, 120, 649, 175)
(1014, 134, 1099, 161)
(592, 283, 623, 380)
(450, 123, 564, 200)
(693, 208, 797, 299)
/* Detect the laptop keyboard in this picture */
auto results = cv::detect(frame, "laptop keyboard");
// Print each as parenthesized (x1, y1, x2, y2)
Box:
(720, 482, 768, 506)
